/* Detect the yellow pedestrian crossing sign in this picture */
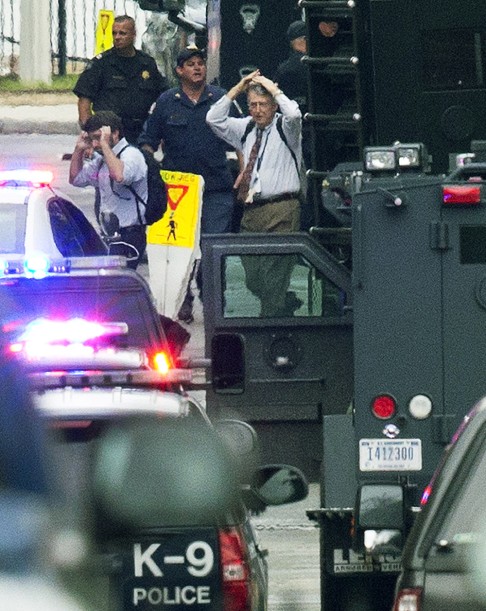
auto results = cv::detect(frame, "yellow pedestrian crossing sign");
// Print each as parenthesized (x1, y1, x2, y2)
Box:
(95, 10, 114, 55)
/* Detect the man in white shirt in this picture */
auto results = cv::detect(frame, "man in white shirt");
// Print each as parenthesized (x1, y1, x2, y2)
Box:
(69, 111, 148, 269)
(206, 73, 303, 316)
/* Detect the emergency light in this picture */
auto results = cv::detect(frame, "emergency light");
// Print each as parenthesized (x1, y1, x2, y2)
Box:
(0, 169, 53, 187)
(0, 254, 125, 278)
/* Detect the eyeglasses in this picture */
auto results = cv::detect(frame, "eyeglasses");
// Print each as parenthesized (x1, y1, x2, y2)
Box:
(249, 101, 273, 110)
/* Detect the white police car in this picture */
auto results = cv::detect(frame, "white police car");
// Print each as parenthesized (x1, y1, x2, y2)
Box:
(8, 317, 308, 611)
(0, 169, 106, 257)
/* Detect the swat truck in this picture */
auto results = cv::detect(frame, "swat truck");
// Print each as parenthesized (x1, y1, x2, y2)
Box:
(135, 0, 486, 608)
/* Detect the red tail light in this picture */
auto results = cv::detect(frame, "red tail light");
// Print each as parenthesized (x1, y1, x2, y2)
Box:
(219, 527, 251, 611)
(393, 587, 423, 611)
(371, 394, 396, 419)
(442, 185, 481, 205)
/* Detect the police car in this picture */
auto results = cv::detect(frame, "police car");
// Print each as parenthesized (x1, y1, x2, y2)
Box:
(0, 169, 106, 257)
(0, 253, 178, 363)
(8, 316, 308, 611)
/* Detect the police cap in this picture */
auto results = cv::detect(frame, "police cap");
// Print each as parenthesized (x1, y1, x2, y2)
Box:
(176, 46, 206, 67)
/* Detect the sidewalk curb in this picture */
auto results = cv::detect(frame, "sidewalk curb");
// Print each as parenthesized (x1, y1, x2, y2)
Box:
(0, 118, 78, 136)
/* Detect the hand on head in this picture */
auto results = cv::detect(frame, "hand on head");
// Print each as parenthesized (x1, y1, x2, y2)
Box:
(251, 74, 281, 97)
(75, 131, 92, 152)
(100, 125, 112, 146)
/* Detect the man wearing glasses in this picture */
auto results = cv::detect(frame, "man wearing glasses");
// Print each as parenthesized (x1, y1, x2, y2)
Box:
(206, 71, 303, 317)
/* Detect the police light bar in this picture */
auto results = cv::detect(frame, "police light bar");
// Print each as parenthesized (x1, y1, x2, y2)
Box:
(0, 254, 126, 278)
(0, 169, 53, 187)
(442, 185, 481, 205)
(19, 346, 147, 371)
(11, 317, 128, 347)
(29, 367, 193, 389)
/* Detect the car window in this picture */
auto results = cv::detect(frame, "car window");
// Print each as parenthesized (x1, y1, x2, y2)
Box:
(48, 198, 106, 257)
(0, 205, 27, 253)
(222, 253, 348, 318)
(429, 430, 486, 546)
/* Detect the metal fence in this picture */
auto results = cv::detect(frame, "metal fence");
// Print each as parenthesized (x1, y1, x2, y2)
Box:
(0, 0, 168, 78)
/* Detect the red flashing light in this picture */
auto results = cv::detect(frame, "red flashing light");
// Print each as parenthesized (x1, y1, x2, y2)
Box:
(371, 395, 396, 419)
(152, 351, 171, 375)
(392, 587, 423, 611)
(443, 185, 481, 205)
(219, 527, 251, 611)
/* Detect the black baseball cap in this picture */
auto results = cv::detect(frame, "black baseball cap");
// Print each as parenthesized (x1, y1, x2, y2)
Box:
(176, 46, 206, 67)
(286, 21, 306, 42)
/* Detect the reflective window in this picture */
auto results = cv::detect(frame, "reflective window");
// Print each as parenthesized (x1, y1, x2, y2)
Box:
(433, 433, 486, 546)
(49, 198, 106, 257)
(0, 206, 26, 253)
(222, 254, 347, 319)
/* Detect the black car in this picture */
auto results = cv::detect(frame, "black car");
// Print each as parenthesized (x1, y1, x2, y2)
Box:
(390, 396, 486, 611)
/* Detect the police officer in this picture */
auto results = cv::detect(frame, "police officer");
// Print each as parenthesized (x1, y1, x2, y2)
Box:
(138, 46, 236, 323)
(73, 14, 168, 144)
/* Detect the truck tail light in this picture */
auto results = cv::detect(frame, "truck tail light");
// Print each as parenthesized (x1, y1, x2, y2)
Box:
(443, 185, 481, 205)
(371, 394, 396, 419)
(393, 587, 423, 610)
(219, 527, 251, 611)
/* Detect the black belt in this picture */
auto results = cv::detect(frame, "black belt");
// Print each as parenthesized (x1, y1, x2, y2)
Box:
(248, 192, 299, 207)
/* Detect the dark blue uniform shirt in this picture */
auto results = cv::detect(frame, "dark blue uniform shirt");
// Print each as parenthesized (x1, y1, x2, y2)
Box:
(138, 85, 234, 193)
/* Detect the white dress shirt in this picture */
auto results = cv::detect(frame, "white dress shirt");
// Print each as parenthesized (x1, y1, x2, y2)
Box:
(206, 93, 302, 200)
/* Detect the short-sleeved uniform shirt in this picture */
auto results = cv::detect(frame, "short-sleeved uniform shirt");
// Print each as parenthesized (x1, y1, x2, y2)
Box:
(73, 48, 168, 143)
(137, 85, 234, 194)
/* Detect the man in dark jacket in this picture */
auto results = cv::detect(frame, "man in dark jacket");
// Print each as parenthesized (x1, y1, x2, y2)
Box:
(73, 15, 167, 144)
(138, 46, 236, 323)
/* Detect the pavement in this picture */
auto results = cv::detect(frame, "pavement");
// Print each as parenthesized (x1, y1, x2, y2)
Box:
(0, 99, 79, 135)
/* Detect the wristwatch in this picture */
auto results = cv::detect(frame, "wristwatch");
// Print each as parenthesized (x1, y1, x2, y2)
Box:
(274, 89, 283, 97)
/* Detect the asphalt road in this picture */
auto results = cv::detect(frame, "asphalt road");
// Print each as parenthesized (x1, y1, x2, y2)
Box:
(0, 132, 322, 609)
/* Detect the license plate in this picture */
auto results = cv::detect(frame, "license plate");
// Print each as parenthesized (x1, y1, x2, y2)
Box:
(116, 529, 220, 610)
(359, 438, 422, 471)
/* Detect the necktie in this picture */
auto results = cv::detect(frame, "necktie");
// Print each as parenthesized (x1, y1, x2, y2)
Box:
(237, 128, 263, 203)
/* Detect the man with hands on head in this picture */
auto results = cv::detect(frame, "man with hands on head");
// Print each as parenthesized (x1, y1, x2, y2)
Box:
(206, 70, 302, 232)
(206, 71, 303, 317)
(69, 110, 148, 270)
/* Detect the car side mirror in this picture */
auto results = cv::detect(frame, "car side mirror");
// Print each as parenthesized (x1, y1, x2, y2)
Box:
(250, 465, 309, 507)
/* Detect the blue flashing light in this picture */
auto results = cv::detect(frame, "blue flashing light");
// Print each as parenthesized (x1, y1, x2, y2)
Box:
(24, 254, 51, 279)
